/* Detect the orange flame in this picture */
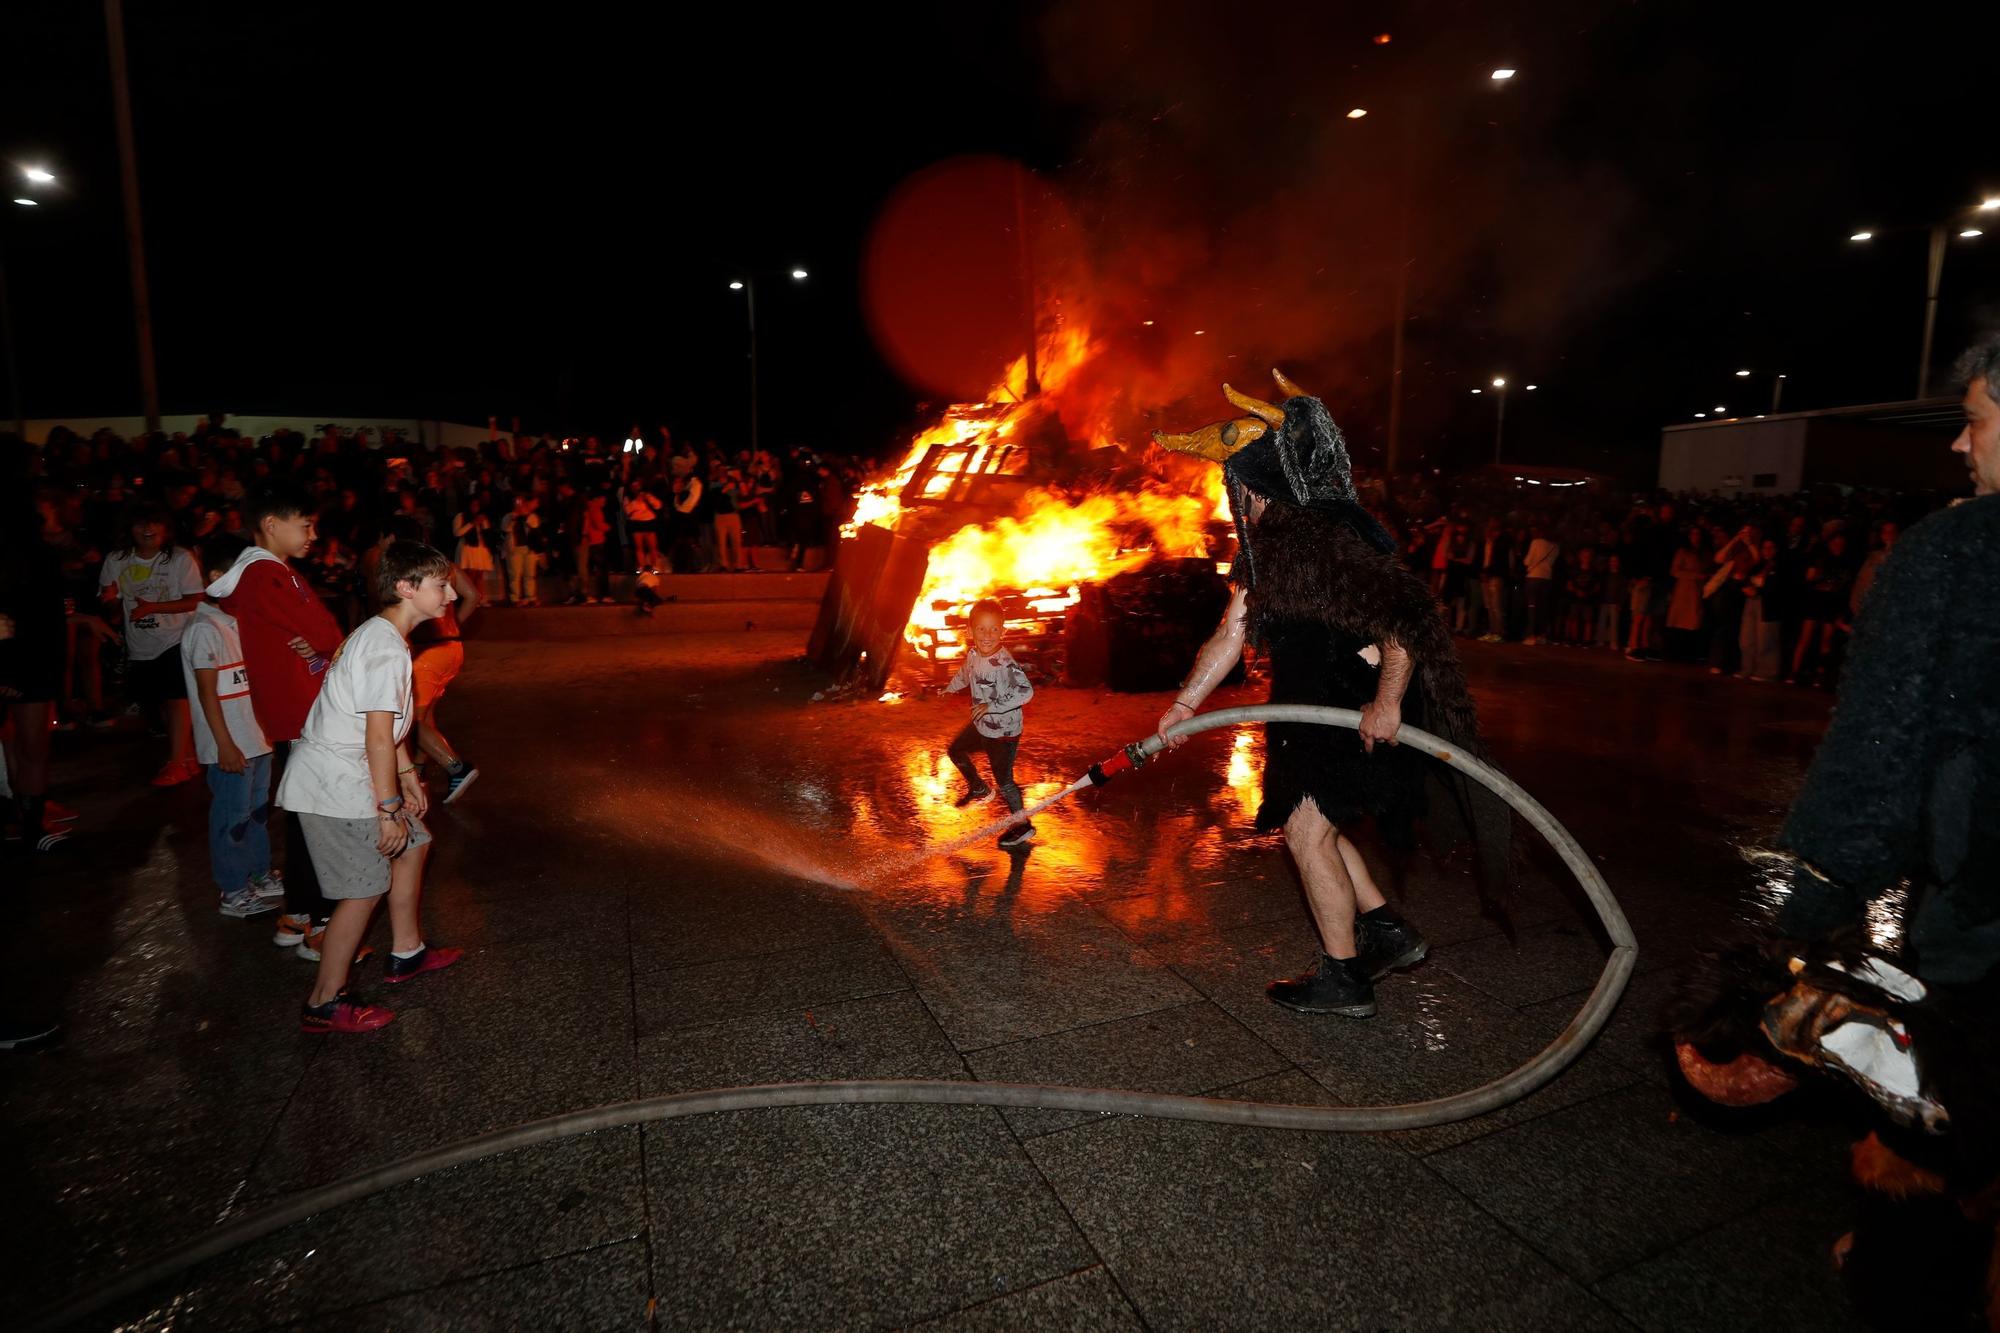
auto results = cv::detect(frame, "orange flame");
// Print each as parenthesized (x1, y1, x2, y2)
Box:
(844, 321, 1233, 662)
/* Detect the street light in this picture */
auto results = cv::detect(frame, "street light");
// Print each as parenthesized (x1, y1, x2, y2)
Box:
(1483, 375, 1537, 462)
(729, 266, 809, 456)
(10, 198, 34, 207)
(1491, 68, 1516, 80)
(21, 167, 54, 184)
(1845, 199, 1991, 396)
(1735, 368, 1751, 377)
(1346, 108, 1367, 119)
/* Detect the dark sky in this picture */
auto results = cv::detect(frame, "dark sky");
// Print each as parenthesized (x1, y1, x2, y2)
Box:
(2, 1, 1995, 480)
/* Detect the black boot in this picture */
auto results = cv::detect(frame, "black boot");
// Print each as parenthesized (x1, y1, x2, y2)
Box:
(1267, 954, 1375, 1017)
(1356, 908, 1429, 982)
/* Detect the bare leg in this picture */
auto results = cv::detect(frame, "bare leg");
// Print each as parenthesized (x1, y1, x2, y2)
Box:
(413, 702, 460, 769)
(165, 698, 194, 764)
(307, 897, 377, 1005)
(1284, 798, 1360, 958)
(1333, 833, 1389, 914)
(384, 842, 430, 953)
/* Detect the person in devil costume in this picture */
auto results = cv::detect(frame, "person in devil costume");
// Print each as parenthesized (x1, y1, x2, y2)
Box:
(1154, 370, 1507, 1018)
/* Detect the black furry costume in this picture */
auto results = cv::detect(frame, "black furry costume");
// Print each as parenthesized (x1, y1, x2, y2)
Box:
(1777, 494, 2000, 986)
(1225, 397, 1509, 897)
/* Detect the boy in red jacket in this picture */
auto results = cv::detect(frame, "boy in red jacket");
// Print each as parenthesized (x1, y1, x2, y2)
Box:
(209, 483, 342, 956)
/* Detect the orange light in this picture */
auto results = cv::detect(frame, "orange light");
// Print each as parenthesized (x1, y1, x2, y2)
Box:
(1373, 32, 1392, 44)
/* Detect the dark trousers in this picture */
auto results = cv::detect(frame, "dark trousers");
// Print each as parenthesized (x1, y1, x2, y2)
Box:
(946, 722, 1023, 814)
(272, 741, 332, 921)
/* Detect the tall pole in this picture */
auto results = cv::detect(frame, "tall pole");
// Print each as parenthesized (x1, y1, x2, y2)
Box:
(1386, 98, 1417, 476)
(104, 0, 160, 431)
(0, 229, 22, 436)
(1493, 384, 1508, 464)
(1012, 165, 1039, 399)
(1770, 373, 1785, 415)
(1917, 223, 1947, 399)
(745, 277, 759, 456)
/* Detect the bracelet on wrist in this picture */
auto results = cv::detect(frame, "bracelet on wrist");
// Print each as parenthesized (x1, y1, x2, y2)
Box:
(397, 765, 417, 776)
(377, 796, 404, 811)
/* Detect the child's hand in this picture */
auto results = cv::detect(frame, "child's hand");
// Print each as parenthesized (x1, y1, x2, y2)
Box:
(399, 768, 429, 817)
(287, 635, 316, 660)
(970, 703, 990, 721)
(377, 813, 410, 857)
(131, 600, 155, 618)
(215, 738, 247, 775)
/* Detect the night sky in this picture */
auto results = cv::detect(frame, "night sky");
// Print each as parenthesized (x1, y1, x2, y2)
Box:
(3, 1, 1995, 480)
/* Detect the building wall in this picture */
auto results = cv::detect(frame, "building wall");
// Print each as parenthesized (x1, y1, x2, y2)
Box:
(1657, 419, 1807, 493)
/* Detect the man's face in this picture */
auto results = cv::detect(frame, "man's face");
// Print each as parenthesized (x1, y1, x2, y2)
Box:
(1953, 378, 2000, 497)
(262, 512, 317, 559)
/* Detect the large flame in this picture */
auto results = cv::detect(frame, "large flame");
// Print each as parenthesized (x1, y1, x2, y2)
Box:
(845, 322, 1232, 662)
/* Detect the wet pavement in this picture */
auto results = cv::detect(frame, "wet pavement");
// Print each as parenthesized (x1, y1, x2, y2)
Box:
(1, 603, 1873, 1330)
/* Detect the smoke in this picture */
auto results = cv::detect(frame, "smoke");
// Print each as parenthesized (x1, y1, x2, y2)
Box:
(1024, 0, 1651, 464)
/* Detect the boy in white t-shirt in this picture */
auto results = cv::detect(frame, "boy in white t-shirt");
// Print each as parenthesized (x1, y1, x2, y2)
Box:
(183, 535, 283, 919)
(278, 540, 465, 1034)
(98, 501, 207, 786)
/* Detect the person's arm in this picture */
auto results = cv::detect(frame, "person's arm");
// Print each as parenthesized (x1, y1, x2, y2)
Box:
(367, 710, 410, 856)
(1157, 586, 1249, 748)
(195, 667, 246, 773)
(942, 656, 972, 694)
(1358, 641, 1412, 754)
(135, 592, 204, 617)
(396, 738, 427, 817)
(234, 560, 343, 654)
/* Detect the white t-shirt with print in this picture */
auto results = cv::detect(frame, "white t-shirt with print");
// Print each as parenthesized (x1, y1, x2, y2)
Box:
(179, 603, 271, 765)
(99, 548, 205, 661)
(275, 615, 413, 819)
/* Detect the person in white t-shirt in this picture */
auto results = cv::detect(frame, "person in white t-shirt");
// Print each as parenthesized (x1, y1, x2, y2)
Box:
(98, 502, 206, 786)
(182, 534, 283, 919)
(278, 540, 465, 1035)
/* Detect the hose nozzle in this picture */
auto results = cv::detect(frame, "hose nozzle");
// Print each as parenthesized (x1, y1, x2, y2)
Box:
(1085, 737, 1161, 788)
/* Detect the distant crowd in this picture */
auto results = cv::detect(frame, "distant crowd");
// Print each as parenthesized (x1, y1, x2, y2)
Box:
(25, 418, 872, 618)
(1379, 479, 1948, 686)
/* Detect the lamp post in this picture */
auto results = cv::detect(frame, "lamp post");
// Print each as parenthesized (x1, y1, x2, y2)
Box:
(729, 266, 807, 457)
(1847, 198, 1992, 399)
(3, 164, 59, 435)
(1471, 376, 1537, 463)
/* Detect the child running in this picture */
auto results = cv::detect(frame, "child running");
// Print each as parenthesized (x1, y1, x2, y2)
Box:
(942, 599, 1037, 848)
(183, 534, 283, 918)
(279, 540, 464, 1034)
(99, 502, 205, 786)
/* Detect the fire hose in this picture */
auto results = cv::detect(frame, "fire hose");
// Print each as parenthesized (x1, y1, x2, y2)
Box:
(26, 705, 1635, 1333)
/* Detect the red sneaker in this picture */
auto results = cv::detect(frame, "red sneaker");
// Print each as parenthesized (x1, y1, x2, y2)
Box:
(300, 993, 395, 1034)
(383, 944, 464, 983)
(150, 758, 200, 787)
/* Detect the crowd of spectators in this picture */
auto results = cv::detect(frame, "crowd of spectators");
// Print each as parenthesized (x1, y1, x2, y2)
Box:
(25, 417, 869, 621)
(1376, 476, 1940, 687)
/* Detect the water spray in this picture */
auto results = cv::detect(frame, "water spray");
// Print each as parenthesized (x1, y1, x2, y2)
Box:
(25, 705, 1636, 1333)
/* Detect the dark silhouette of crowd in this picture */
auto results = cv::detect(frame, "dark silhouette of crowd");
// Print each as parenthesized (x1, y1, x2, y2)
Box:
(1380, 474, 1943, 687)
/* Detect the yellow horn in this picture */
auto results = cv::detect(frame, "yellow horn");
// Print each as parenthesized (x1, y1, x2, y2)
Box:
(1271, 367, 1310, 400)
(1152, 417, 1267, 462)
(1222, 384, 1284, 426)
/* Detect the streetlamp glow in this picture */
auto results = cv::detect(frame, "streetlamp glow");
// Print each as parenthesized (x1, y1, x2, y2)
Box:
(1141, 320, 1155, 326)
(1735, 369, 1751, 377)
(1694, 413, 1706, 419)
(22, 167, 54, 184)
(1470, 388, 1482, 395)
(1982, 198, 2000, 212)
(790, 268, 808, 280)
(1849, 231, 1873, 242)
(1491, 68, 1516, 81)
(1491, 377, 1506, 388)
(11, 197, 35, 206)
(1960, 229, 1983, 239)
(728, 281, 744, 291)
(1714, 405, 1726, 413)
(1525, 383, 1538, 391)
(1346, 108, 1367, 119)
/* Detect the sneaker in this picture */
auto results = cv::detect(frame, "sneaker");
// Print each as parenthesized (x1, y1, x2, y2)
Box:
(296, 919, 330, 962)
(272, 913, 312, 947)
(1355, 910, 1429, 982)
(300, 992, 395, 1034)
(43, 801, 79, 827)
(442, 766, 481, 805)
(150, 758, 200, 787)
(219, 888, 278, 918)
(997, 822, 1037, 849)
(247, 870, 286, 900)
(1267, 954, 1376, 1017)
(383, 944, 464, 984)
(952, 784, 994, 808)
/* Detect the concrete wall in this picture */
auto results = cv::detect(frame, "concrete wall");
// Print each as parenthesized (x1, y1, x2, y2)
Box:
(23, 414, 494, 450)
(1658, 418, 1807, 494)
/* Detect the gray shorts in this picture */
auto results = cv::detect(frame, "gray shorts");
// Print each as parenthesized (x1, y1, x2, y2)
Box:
(298, 811, 433, 900)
